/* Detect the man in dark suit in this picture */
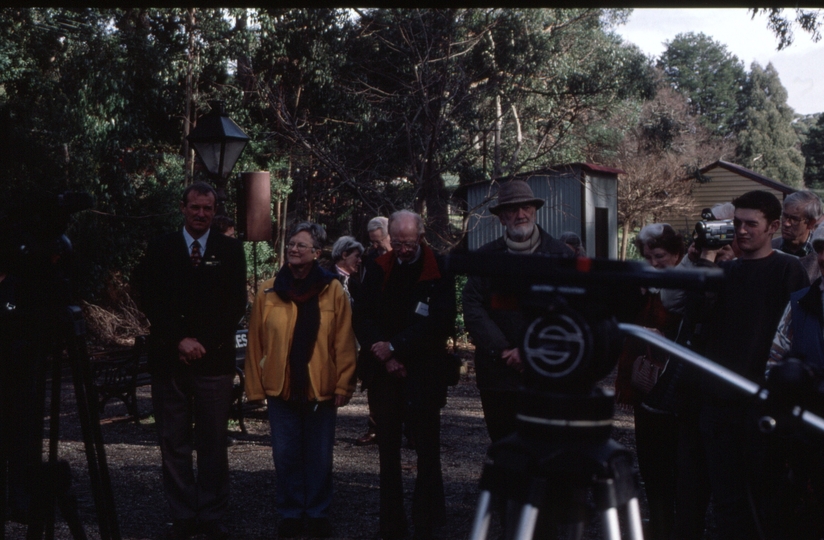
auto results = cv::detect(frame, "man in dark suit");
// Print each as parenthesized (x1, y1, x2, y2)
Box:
(140, 182, 246, 540)
(354, 210, 456, 540)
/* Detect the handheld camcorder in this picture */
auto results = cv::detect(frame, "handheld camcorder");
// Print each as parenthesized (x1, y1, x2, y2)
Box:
(693, 207, 734, 250)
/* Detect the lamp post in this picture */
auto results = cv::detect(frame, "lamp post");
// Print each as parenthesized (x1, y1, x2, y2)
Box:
(187, 99, 250, 214)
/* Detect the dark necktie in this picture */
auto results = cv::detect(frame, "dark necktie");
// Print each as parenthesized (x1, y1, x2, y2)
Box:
(191, 240, 202, 267)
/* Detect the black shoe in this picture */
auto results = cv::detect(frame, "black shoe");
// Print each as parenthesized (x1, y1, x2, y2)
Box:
(379, 526, 408, 540)
(305, 517, 333, 538)
(278, 518, 304, 538)
(356, 428, 377, 446)
(199, 520, 229, 540)
(413, 526, 434, 540)
(166, 519, 197, 540)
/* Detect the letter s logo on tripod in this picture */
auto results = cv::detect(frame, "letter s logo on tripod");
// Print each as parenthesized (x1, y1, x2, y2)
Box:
(523, 311, 589, 379)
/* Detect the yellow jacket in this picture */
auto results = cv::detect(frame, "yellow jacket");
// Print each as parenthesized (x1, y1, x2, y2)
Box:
(244, 276, 357, 402)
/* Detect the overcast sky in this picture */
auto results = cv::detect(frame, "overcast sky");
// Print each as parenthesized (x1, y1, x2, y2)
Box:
(615, 8, 824, 116)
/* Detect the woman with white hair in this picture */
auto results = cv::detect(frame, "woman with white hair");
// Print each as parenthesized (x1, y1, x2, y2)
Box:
(245, 222, 357, 538)
(616, 222, 685, 540)
(331, 236, 364, 303)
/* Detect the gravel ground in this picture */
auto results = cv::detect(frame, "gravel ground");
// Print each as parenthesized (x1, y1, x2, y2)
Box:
(4, 356, 649, 540)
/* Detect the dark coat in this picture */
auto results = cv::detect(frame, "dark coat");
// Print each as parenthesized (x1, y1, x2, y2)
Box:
(462, 225, 572, 392)
(353, 244, 456, 409)
(772, 236, 820, 283)
(140, 230, 247, 377)
(788, 278, 824, 371)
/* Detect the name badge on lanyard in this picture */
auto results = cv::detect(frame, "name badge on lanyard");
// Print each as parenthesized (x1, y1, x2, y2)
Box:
(414, 301, 430, 317)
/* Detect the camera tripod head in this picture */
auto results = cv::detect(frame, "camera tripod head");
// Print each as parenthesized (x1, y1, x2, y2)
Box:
(448, 251, 723, 395)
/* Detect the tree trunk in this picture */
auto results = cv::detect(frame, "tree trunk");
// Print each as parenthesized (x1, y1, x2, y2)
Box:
(620, 220, 631, 261)
(235, 11, 254, 107)
(493, 94, 502, 178)
(183, 7, 196, 184)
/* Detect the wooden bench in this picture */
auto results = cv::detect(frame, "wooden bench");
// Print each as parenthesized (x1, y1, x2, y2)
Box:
(91, 335, 149, 422)
(93, 331, 249, 431)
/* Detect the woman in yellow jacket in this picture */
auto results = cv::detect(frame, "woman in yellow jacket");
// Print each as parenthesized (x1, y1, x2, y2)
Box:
(245, 222, 357, 539)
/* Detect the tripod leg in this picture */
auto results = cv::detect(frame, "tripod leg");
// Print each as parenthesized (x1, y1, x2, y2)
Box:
(595, 477, 624, 540)
(600, 507, 622, 540)
(469, 490, 493, 540)
(512, 478, 546, 540)
(65, 306, 120, 540)
(51, 462, 88, 540)
(623, 497, 644, 540)
(512, 504, 540, 540)
(46, 353, 64, 540)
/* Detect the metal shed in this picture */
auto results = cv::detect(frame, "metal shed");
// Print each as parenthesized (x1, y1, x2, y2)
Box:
(456, 163, 622, 258)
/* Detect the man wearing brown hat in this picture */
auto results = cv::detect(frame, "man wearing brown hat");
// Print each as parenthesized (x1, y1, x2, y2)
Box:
(462, 179, 573, 442)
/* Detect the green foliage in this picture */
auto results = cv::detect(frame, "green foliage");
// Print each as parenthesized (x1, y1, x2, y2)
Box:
(802, 114, 824, 189)
(0, 8, 243, 300)
(454, 274, 468, 338)
(737, 62, 805, 188)
(658, 32, 747, 136)
(750, 8, 823, 51)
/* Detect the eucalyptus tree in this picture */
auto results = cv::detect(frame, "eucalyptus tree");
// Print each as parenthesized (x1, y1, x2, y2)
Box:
(737, 62, 805, 188)
(343, 8, 653, 243)
(750, 8, 822, 50)
(597, 79, 736, 258)
(658, 32, 747, 137)
(243, 8, 654, 245)
(802, 114, 824, 189)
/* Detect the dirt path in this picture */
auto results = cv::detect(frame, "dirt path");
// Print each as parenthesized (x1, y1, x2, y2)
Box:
(5, 364, 642, 540)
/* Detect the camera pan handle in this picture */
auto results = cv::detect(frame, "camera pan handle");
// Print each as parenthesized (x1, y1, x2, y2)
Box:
(618, 323, 824, 436)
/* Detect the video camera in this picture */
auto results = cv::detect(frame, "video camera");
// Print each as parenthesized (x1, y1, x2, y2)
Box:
(693, 207, 734, 250)
(0, 191, 93, 279)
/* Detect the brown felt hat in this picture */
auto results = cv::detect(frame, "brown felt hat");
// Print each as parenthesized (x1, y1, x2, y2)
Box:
(489, 180, 545, 215)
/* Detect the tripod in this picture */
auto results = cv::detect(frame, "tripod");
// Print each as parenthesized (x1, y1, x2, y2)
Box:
(1, 280, 120, 540)
(469, 388, 644, 540)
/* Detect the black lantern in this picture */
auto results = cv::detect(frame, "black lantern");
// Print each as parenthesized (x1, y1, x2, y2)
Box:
(187, 100, 250, 212)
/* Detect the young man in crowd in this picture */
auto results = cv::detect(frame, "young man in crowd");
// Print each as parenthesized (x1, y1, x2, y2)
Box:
(676, 190, 809, 539)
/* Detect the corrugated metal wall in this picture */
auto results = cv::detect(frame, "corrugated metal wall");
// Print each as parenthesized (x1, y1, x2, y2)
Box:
(465, 172, 584, 250)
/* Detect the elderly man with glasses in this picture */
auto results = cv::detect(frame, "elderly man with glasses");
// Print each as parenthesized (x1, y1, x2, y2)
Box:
(773, 190, 823, 282)
(353, 210, 456, 540)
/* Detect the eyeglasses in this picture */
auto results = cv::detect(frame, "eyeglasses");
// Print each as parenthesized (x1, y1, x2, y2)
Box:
(286, 242, 316, 252)
(782, 213, 804, 225)
(390, 241, 418, 250)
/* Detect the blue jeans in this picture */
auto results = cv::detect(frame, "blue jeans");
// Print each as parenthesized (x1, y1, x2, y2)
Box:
(267, 398, 337, 519)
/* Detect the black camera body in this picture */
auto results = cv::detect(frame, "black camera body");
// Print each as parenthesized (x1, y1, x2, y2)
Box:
(693, 208, 734, 250)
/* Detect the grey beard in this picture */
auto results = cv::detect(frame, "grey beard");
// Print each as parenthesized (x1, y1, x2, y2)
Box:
(507, 223, 535, 242)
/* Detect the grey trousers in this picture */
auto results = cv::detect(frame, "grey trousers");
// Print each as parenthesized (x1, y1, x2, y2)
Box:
(151, 372, 235, 523)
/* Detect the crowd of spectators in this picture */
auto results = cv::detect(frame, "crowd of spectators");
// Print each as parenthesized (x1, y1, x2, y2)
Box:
(7, 179, 823, 540)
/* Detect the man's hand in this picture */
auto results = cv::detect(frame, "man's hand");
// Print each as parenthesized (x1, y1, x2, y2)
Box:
(334, 394, 351, 408)
(501, 348, 524, 373)
(699, 247, 720, 262)
(371, 341, 394, 362)
(384, 358, 407, 378)
(178, 337, 206, 365)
